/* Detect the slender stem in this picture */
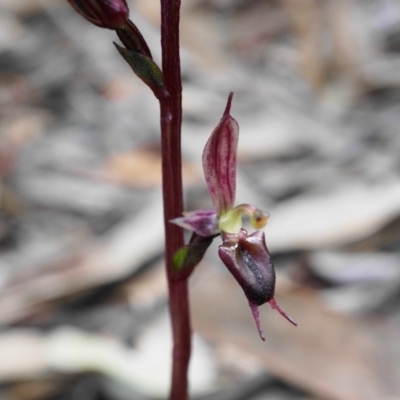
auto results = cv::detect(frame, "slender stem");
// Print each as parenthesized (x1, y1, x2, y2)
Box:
(159, 1, 191, 400)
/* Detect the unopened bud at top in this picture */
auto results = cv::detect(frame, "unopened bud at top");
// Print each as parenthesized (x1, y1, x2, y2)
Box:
(68, 0, 129, 29)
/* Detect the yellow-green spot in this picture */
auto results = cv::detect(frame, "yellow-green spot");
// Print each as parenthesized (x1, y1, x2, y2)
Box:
(173, 247, 189, 271)
(218, 209, 243, 234)
(218, 204, 269, 234)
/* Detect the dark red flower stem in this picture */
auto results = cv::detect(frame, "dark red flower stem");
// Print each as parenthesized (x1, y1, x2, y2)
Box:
(159, 1, 191, 400)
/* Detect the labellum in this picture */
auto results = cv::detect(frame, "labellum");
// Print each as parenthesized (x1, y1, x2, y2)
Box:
(219, 229, 297, 341)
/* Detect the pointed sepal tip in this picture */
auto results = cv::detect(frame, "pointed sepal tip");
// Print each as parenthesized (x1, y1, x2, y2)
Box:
(269, 298, 297, 326)
(223, 92, 234, 117)
(249, 302, 265, 341)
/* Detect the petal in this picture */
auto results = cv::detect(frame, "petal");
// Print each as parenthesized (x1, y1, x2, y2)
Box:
(202, 92, 239, 214)
(170, 209, 219, 237)
(218, 229, 296, 340)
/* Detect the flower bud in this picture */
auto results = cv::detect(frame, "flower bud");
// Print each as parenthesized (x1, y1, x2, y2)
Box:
(68, 0, 129, 29)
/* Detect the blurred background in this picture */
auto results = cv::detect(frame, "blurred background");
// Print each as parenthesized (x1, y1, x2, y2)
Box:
(1, 0, 400, 399)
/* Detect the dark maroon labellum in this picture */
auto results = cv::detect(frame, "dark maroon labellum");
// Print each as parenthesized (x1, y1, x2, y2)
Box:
(218, 229, 275, 306)
(219, 229, 296, 341)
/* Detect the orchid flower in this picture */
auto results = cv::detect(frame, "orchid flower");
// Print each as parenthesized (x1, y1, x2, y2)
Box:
(172, 93, 296, 340)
